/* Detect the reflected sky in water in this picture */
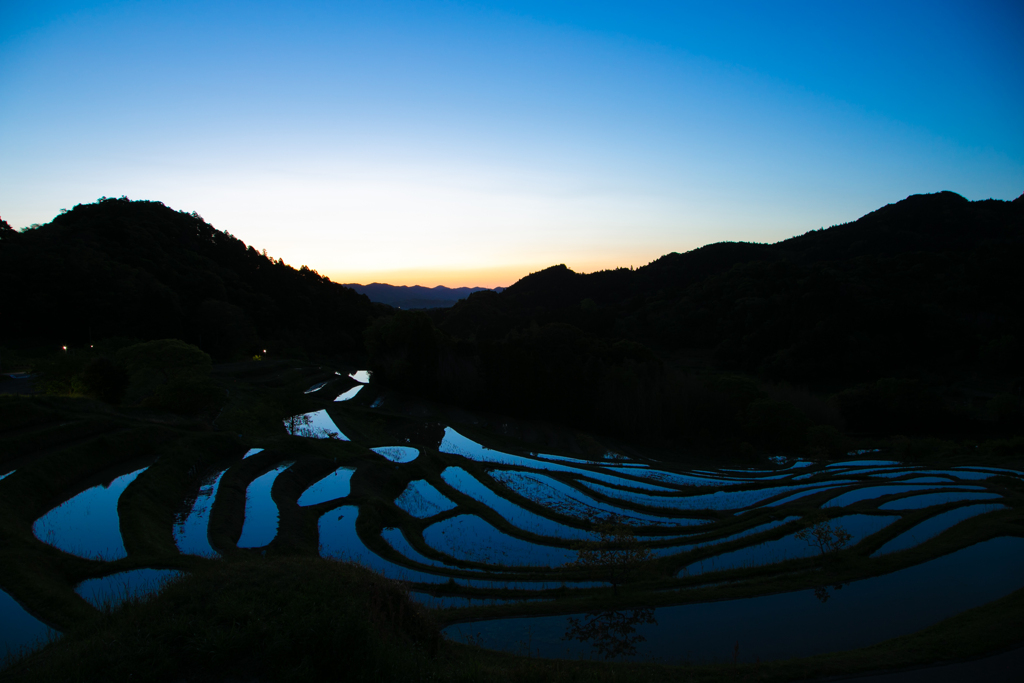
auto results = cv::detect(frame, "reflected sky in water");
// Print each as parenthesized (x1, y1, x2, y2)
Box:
(304, 380, 329, 394)
(679, 514, 898, 576)
(174, 467, 229, 556)
(334, 385, 363, 402)
(581, 480, 851, 512)
(32, 467, 146, 561)
(75, 568, 183, 609)
(442, 467, 604, 541)
(382, 526, 479, 571)
(237, 463, 292, 548)
(446, 537, 1024, 663)
(879, 491, 1002, 511)
(424, 513, 580, 567)
(318, 506, 450, 583)
(0, 586, 54, 656)
(395, 479, 457, 519)
(297, 467, 355, 506)
(283, 410, 348, 440)
(490, 470, 705, 528)
(371, 446, 420, 463)
(872, 504, 1008, 556)
(822, 484, 981, 508)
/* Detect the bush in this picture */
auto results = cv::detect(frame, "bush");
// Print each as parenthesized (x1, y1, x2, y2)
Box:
(116, 339, 223, 415)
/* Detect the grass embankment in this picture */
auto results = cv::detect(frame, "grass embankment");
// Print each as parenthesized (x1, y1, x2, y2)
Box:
(2, 558, 439, 683)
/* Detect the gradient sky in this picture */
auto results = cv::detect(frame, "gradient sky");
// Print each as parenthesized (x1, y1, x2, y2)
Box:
(2, 1, 1022, 287)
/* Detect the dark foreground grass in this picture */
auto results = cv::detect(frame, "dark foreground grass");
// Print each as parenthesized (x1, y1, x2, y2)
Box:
(2, 557, 440, 683)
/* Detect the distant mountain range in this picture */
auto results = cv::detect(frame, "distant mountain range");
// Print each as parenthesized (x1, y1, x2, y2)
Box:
(340, 283, 501, 310)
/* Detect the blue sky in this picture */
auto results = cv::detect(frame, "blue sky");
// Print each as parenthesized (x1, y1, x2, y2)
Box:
(2, 1, 1021, 286)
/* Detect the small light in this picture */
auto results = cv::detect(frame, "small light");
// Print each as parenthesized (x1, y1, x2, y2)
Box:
(62, 346, 67, 351)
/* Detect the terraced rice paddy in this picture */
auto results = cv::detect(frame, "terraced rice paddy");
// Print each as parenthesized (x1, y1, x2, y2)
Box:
(32, 465, 149, 561)
(2, 364, 1022, 667)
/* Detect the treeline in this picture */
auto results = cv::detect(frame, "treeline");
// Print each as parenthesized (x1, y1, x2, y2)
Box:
(1, 197, 379, 360)
(364, 192, 1024, 453)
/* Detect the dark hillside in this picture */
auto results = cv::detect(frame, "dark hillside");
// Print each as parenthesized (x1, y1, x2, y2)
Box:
(436, 191, 1024, 381)
(394, 192, 1023, 450)
(0, 197, 379, 359)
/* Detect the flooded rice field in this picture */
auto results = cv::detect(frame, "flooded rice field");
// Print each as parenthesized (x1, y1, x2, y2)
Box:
(445, 537, 1024, 663)
(32, 466, 149, 561)
(2, 366, 1022, 667)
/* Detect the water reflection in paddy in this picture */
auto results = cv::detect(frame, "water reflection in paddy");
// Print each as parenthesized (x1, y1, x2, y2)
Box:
(440, 428, 677, 491)
(297, 467, 355, 506)
(489, 471, 706, 528)
(318, 506, 450, 584)
(423, 514, 580, 567)
(75, 568, 183, 609)
(870, 469, 994, 481)
(0, 470, 14, 482)
(442, 467, 604, 541)
(349, 370, 372, 383)
(0, 587, 54, 656)
(827, 460, 901, 468)
(32, 467, 147, 561)
(334, 385, 363, 402)
(381, 527, 480, 571)
(603, 467, 746, 488)
(822, 484, 981, 508)
(395, 480, 457, 519)
(878, 491, 1003, 511)
(650, 517, 801, 558)
(446, 537, 1024, 663)
(283, 410, 348, 440)
(371, 446, 419, 463)
(237, 463, 292, 548)
(581, 480, 852, 512)
(872, 504, 1008, 556)
(174, 467, 229, 556)
(756, 485, 850, 508)
(679, 514, 898, 576)
(955, 466, 1023, 476)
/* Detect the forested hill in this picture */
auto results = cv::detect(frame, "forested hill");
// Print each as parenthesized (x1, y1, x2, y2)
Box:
(363, 191, 1023, 449)
(470, 191, 1024, 319)
(436, 191, 1024, 386)
(0, 198, 378, 359)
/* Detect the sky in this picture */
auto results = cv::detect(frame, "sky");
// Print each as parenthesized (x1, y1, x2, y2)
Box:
(1, 1, 1022, 288)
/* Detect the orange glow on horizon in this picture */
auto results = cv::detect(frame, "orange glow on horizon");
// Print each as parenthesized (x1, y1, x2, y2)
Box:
(323, 255, 656, 290)
(324, 264, 528, 290)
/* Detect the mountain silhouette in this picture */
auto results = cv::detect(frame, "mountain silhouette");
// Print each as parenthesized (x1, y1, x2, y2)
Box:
(367, 191, 1023, 446)
(0, 197, 377, 359)
(3, 191, 1022, 447)
(341, 283, 497, 310)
